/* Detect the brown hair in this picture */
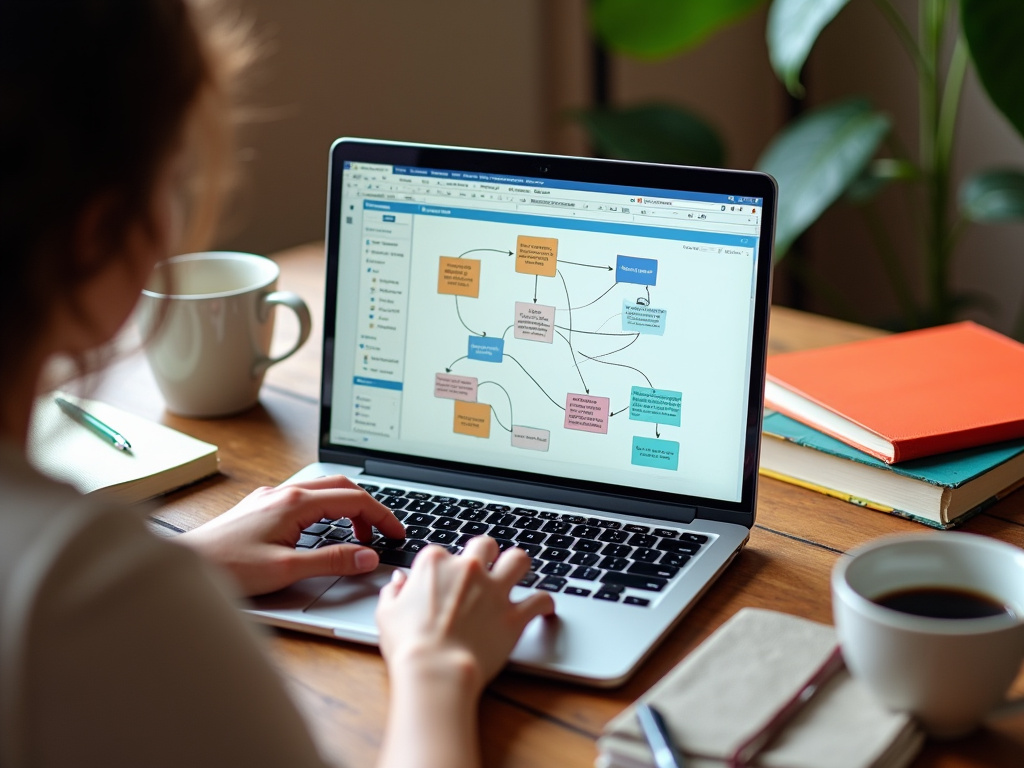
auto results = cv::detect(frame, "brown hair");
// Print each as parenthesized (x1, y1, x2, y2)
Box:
(0, 0, 252, 379)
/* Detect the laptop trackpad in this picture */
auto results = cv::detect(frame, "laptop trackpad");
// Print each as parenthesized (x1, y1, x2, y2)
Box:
(301, 567, 396, 631)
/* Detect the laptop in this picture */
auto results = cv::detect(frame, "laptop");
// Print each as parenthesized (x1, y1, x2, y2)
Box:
(247, 139, 776, 687)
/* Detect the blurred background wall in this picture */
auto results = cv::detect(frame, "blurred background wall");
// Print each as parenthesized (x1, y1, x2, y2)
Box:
(220, 0, 1024, 334)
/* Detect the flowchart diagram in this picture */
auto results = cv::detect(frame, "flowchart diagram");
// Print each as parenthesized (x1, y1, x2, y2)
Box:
(432, 234, 683, 472)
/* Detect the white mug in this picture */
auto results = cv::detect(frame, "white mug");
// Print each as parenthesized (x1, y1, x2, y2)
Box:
(138, 252, 311, 417)
(832, 533, 1024, 738)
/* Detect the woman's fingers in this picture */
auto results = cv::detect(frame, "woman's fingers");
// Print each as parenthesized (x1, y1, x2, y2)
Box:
(378, 568, 407, 603)
(280, 473, 363, 491)
(461, 535, 498, 568)
(285, 542, 380, 582)
(276, 487, 405, 540)
(491, 545, 532, 587)
(513, 591, 556, 629)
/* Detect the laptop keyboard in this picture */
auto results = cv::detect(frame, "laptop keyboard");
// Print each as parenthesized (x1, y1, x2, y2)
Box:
(296, 483, 711, 608)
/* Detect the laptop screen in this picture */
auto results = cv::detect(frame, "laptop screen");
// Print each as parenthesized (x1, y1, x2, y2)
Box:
(326, 156, 766, 506)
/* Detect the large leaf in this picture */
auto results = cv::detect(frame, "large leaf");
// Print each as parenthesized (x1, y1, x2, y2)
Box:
(767, 0, 853, 97)
(577, 104, 725, 167)
(591, 0, 765, 60)
(959, 169, 1024, 221)
(755, 98, 890, 257)
(962, 0, 1024, 141)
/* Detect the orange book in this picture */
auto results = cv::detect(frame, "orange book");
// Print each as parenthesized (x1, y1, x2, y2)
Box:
(765, 322, 1024, 463)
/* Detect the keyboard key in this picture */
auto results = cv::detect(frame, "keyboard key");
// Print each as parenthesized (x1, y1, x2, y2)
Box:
(485, 503, 511, 512)
(427, 530, 459, 545)
(459, 509, 488, 522)
(624, 596, 651, 607)
(570, 566, 601, 580)
(564, 586, 591, 597)
(539, 511, 561, 520)
(541, 562, 571, 576)
(302, 523, 330, 536)
(593, 589, 622, 602)
(682, 532, 709, 544)
(516, 530, 547, 546)
(325, 528, 351, 542)
(599, 582, 625, 593)
(563, 515, 587, 524)
(403, 539, 428, 553)
(434, 504, 461, 517)
(602, 544, 632, 558)
(405, 513, 436, 527)
(628, 561, 680, 579)
(569, 551, 599, 566)
(490, 525, 517, 540)
(334, 518, 353, 528)
(515, 542, 542, 557)
(405, 491, 432, 501)
(517, 571, 539, 587)
(357, 483, 380, 493)
(377, 537, 405, 549)
(460, 521, 490, 536)
(455, 534, 475, 547)
(631, 548, 660, 563)
(598, 520, 622, 529)
(513, 507, 538, 516)
(627, 533, 657, 549)
(460, 500, 485, 510)
(660, 552, 691, 568)
(512, 516, 544, 530)
(536, 576, 566, 592)
(405, 525, 430, 540)
(485, 512, 516, 526)
(377, 548, 417, 567)
(598, 556, 629, 571)
(653, 528, 678, 538)
(529, 558, 542, 570)
(447, 544, 464, 555)
(542, 520, 571, 534)
(546, 534, 574, 549)
(599, 529, 629, 544)
(433, 495, 460, 505)
(434, 517, 462, 531)
(316, 538, 344, 548)
(392, 511, 407, 521)
(381, 487, 405, 496)
(382, 496, 409, 510)
(657, 540, 700, 555)
(572, 539, 602, 553)
(494, 539, 516, 552)
(406, 501, 436, 514)
(296, 533, 320, 548)
(624, 524, 650, 533)
(540, 548, 570, 562)
(570, 525, 600, 540)
(601, 572, 668, 592)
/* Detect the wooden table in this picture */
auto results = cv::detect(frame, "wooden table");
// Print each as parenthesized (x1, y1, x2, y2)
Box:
(95, 243, 1024, 767)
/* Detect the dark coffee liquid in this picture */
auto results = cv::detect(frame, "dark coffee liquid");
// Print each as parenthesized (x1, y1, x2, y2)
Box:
(873, 586, 1011, 620)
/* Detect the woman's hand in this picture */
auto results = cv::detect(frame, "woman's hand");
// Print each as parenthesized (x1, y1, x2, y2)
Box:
(177, 475, 404, 597)
(376, 536, 555, 697)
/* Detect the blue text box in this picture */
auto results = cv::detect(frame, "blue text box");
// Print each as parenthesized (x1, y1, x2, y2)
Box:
(616, 255, 658, 285)
(629, 387, 682, 427)
(468, 336, 504, 362)
(622, 300, 667, 335)
(631, 436, 680, 471)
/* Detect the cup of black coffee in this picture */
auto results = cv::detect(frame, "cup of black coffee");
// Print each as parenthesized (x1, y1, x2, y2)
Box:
(832, 533, 1024, 738)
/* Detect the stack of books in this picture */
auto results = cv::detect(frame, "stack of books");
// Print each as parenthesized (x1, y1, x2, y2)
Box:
(761, 322, 1024, 529)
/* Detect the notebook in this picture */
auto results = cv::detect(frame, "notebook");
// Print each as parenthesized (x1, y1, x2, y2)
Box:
(27, 394, 219, 505)
(765, 322, 1024, 463)
(760, 411, 1024, 528)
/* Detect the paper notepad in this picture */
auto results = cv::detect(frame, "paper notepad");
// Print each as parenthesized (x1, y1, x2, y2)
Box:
(27, 395, 219, 505)
(597, 609, 923, 768)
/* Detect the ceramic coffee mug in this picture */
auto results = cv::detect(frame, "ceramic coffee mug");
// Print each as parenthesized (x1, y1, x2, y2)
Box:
(832, 533, 1024, 738)
(138, 252, 311, 417)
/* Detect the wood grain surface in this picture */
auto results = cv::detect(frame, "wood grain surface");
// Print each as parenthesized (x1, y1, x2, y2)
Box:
(94, 242, 1024, 767)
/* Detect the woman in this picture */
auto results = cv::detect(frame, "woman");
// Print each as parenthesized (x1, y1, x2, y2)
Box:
(0, 2, 554, 767)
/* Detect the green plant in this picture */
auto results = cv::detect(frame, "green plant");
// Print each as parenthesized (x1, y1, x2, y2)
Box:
(582, 0, 1024, 336)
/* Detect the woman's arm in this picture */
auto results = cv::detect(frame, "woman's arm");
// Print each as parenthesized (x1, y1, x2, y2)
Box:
(375, 538, 555, 768)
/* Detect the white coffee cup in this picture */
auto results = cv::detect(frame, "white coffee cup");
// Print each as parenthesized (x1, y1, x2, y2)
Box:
(138, 252, 311, 417)
(832, 532, 1024, 738)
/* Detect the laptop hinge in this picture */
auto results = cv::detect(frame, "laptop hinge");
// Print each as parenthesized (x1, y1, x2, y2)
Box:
(363, 459, 697, 525)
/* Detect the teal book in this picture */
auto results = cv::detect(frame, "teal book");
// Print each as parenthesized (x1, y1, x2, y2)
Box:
(760, 411, 1024, 529)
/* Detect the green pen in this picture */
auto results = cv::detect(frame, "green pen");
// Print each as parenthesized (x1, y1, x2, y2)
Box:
(54, 396, 132, 452)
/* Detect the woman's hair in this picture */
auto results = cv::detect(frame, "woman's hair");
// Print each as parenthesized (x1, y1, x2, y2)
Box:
(0, 0, 252, 377)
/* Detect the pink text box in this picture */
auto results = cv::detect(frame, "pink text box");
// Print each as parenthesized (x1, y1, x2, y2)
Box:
(434, 373, 478, 401)
(563, 393, 610, 434)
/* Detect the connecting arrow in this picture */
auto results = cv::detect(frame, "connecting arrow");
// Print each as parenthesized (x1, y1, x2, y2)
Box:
(479, 381, 513, 433)
(458, 248, 513, 258)
(560, 259, 613, 271)
(503, 353, 566, 411)
(533, 275, 538, 303)
(556, 282, 619, 312)
(580, 333, 640, 360)
(455, 295, 485, 336)
(557, 270, 588, 393)
(577, 350, 653, 389)
(444, 355, 468, 372)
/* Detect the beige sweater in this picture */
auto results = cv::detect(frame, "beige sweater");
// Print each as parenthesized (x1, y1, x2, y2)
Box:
(0, 442, 329, 767)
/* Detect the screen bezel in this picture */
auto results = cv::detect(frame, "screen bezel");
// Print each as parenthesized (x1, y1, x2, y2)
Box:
(319, 138, 776, 528)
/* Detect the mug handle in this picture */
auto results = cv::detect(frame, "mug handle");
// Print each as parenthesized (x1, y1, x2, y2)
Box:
(253, 291, 312, 377)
